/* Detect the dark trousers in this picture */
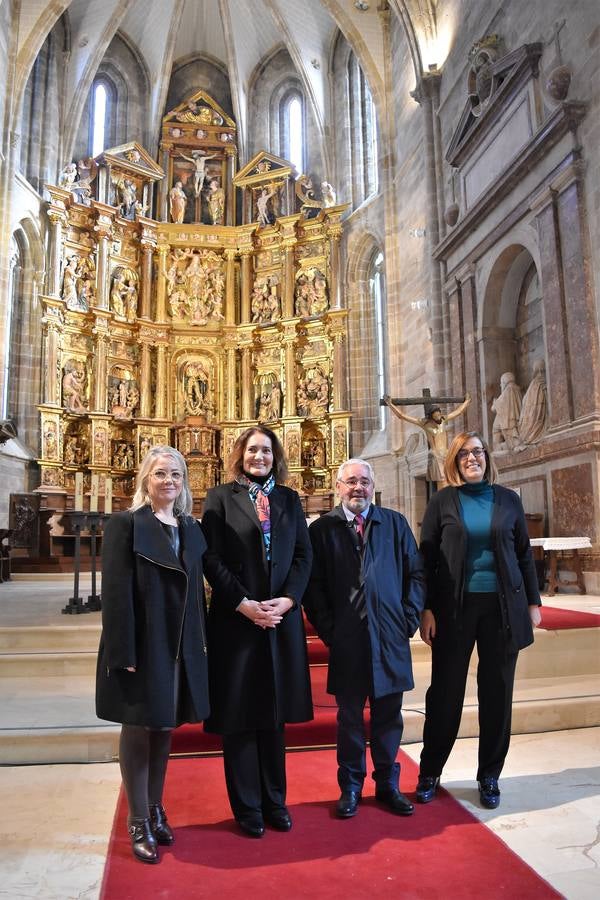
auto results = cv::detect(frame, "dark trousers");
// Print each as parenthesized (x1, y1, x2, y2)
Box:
(222, 727, 286, 820)
(335, 690, 404, 792)
(419, 592, 518, 781)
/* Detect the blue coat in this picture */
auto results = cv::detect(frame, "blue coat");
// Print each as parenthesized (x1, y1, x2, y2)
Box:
(304, 505, 426, 699)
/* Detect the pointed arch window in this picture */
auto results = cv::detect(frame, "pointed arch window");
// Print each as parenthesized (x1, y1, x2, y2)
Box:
(280, 90, 305, 173)
(90, 79, 113, 157)
(348, 53, 378, 204)
(369, 250, 386, 429)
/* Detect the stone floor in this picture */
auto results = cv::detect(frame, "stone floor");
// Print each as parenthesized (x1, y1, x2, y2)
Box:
(0, 576, 599, 899)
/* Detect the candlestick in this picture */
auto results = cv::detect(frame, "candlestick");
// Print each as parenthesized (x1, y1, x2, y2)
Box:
(74, 472, 84, 511)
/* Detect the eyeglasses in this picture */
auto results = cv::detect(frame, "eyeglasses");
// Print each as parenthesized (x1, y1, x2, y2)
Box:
(150, 470, 183, 482)
(338, 478, 373, 488)
(457, 448, 485, 461)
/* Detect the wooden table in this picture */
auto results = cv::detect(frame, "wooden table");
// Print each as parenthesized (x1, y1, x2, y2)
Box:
(529, 537, 592, 595)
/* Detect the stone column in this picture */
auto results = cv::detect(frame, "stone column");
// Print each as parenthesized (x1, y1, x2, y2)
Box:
(445, 276, 464, 399)
(159, 148, 170, 222)
(47, 211, 66, 297)
(224, 249, 236, 325)
(139, 242, 154, 319)
(155, 245, 168, 323)
(327, 225, 343, 309)
(139, 342, 152, 417)
(283, 242, 295, 318)
(241, 347, 254, 419)
(240, 251, 252, 323)
(457, 265, 482, 433)
(155, 343, 167, 419)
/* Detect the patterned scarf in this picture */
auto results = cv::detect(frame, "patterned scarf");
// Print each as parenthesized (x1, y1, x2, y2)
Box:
(237, 472, 276, 560)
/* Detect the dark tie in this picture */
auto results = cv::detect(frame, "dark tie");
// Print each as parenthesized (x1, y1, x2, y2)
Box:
(354, 514, 365, 548)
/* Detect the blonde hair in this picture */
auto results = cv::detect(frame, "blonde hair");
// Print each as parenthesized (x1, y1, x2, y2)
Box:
(130, 445, 193, 515)
(444, 431, 498, 486)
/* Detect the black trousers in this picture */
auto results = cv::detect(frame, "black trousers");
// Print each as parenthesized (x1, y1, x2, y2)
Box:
(222, 727, 286, 820)
(419, 592, 518, 781)
(335, 690, 404, 792)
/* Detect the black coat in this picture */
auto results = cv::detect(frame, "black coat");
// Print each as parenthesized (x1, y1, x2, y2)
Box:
(96, 505, 210, 728)
(304, 505, 426, 699)
(201, 481, 313, 734)
(419, 484, 541, 652)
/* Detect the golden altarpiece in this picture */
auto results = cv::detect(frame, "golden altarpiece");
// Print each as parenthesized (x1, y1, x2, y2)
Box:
(38, 92, 350, 518)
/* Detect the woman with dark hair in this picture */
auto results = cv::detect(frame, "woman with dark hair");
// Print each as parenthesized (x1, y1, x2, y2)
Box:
(201, 426, 313, 837)
(416, 431, 541, 809)
(96, 446, 209, 863)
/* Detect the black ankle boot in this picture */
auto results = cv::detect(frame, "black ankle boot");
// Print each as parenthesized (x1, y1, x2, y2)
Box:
(128, 816, 158, 863)
(150, 803, 174, 845)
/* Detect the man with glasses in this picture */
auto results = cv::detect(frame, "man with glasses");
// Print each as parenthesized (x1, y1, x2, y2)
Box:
(304, 458, 425, 819)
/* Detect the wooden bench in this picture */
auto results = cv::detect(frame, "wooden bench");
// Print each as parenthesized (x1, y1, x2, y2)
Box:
(529, 537, 592, 596)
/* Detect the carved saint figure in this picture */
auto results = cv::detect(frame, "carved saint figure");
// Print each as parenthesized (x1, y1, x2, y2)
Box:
(184, 364, 209, 416)
(62, 256, 81, 309)
(62, 361, 87, 412)
(491, 372, 522, 450)
(384, 393, 471, 488)
(517, 360, 547, 447)
(110, 271, 127, 318)
(206, 178, 225, 225)
(296, 365, 329, 417)
(321, 181, 336, 207)
(116, 178, 137, 219)
(256, 186, 277, 226)
(169, 181, 187, 223)
(59, 163, 78, 189)
(179, 150, 218, 197)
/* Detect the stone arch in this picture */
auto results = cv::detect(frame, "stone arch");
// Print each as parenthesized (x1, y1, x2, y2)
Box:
(479, 232, 545, 440)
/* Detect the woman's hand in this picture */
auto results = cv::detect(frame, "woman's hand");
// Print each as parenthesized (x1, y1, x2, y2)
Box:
(260, 597, 294, 617)
(125, 666, 136, 672)
(529, 604, 542, 628)
(420, 609, 436, 646)
(237, 598, 282, 629)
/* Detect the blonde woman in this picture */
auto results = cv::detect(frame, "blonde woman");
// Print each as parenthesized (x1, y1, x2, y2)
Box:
(96, 446, 209, 863)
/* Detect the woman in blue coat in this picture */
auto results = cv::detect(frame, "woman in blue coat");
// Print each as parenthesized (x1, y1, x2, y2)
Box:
(96, 446, 209, 863)
(417, 431, 541, 809)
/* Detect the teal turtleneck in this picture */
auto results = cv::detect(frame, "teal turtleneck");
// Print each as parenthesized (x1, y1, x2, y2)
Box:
(458, 480, 498, 593)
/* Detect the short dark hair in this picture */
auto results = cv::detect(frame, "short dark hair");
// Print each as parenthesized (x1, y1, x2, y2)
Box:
(227, 426, 289, 483)
(444, 431, 498, 486)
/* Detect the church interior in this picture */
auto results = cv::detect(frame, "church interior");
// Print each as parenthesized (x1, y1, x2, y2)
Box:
(0, 1, 598, 897)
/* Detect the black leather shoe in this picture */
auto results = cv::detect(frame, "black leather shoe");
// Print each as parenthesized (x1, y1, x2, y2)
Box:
(478, 777, 500, 809)
(264, 807, 292, 831)
(336, 790, 361, 818)
(416, 775, 440, 804)
(150, 803, 174, 845)
(128, 817, 158, 863)
(237, 814, 265, 838)
(375, 788, 414, 816)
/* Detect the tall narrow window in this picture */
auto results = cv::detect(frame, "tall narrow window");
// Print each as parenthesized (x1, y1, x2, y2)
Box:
(369, 250, 386, 429)
(348, 52, 378, 205)
(91, 82, 108, 156)
(288, 96, 304, 172)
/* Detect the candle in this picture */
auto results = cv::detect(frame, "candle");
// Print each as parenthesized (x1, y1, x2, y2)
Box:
(90, 473, 99, 512)
(105, 477, 112, 514)
(74, 472, 84, 511)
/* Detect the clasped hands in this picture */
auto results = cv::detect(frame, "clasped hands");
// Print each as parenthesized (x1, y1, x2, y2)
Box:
(238, 596, 293, 629)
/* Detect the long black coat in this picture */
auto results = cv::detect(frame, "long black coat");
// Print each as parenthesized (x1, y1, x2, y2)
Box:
(96, 505, 210, 728)
(419, 484, 541, 652)
(304, 505, 426, 699)
(201, 481, 313, 734)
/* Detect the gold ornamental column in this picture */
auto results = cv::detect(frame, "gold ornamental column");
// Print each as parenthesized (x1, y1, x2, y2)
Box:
(283, 326, 297, 417)
(47, 209, 67, 297)
(94, 208, 114, 309)
(156, 245, 169, 323)
(225, 339, 237, 420)
(327, 224, 343, 309)
(240, 345, 254, 419)
(332, 331, 346, 411)
(93, 332, 109, 412)
(225, 147, 236, 226)
(139, 340, 152, 418)
(283, 241, 295, 318)
(225, 249, 236, 325)
(139, 230, 156, 320)
(240, 251, 252, 323)
(155, 343, 168, 419)
(42, 306, 63, 405)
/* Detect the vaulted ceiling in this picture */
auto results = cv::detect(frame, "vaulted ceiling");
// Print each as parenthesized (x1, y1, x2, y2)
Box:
(12, 0, 442, 159)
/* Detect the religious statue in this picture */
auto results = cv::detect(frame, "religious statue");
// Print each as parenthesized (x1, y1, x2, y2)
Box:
(251, 276, 281, 323)
(179, 150, 218, 197)
(184, 363, 210, 416)
(63, 435, 79, 465)
(169, 181, 187, 223)
(166, 249, 225, 324)
(321, 181, 336, 207)
(286, 431, 300, 465)
(62, 255, 95, 311)
(115, 177, 138, 219)
(384, 392, 471, 488)
(256, 186, 278, 226)
(296, 365, 329, 417)
(61, 256, 81, 310)
(517, 360, 547, 448)
(139, 434, 153, 460)
(295, 269, 328, 317)
(58, 163, 78, 189)
(62, 360, 88, 412)
(491, 372, 522, 450)
(206, 178, 225, 225)
(44, 423, 58, 459)
(110, 271, 127, 318)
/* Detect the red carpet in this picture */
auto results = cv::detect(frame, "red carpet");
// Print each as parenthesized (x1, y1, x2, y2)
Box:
(539, 606, 600, 630)
(100, 749, 560, 900)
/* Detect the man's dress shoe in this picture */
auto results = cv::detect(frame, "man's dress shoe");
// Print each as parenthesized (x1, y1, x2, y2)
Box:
(237, 814, 265, 838)
(415, 775, 440, 804)
(375, 788, 414, 816)
(336, 790, 361, 818)
(478, 777, 500, 809)
(150, 803, 174, 845)
(128, 816, 158, 863)
(264, 807, 293, 831)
